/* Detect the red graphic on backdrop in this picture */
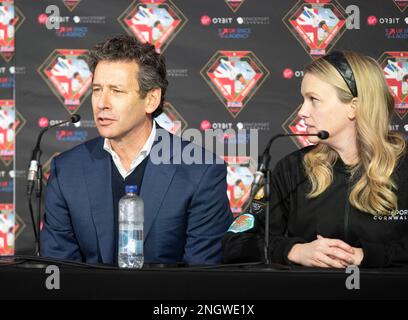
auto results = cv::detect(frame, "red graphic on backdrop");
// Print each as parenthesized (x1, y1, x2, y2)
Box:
(0, 204, 25, 255)
(393, 0, 408, 12)
(224, 156, 256, 216)
(0, 1, 25, 62)
(283, 0, 346, 57)
(155, 102, 187, 136)
(0, 100, 25, 166)
(379, 51, 408, 119)
(62, 0, 82, 11)
(283, 104, 315, 148)
(201, 51, 269, 118)
(367, 15, 378, 26)
(38, 49, 92, 115)
(224, 0, 246, 12)
(118, 0, 187, 52)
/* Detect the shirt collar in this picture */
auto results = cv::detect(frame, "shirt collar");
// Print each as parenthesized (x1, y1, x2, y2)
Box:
(103, 120, 156, 178)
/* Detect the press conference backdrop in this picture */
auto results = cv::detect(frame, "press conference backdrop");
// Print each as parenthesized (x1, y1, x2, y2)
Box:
(0, 0, 407, 255)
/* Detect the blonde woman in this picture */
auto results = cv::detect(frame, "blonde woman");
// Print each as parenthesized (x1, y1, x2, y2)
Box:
(223, 51, 408, 268)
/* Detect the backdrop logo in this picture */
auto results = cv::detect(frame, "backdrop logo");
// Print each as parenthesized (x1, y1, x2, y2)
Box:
(393, 0, 408, 12)
(283, 0, 347, 57)
(0, 1, 25, 62)
(201, 16, 234, 26)
(0, 204, 25, 256)
(154, 101, 188, 136)
(118, 0, 187, 53)
(0, 179, 12, 192)
(38, 117, 49, 128)
(201, 51, 269, 118)
(200, 120, 233, 131)
(283, 104, 315, 148)
(224, 156, 256, 216)
(0, 100, 26, 166)
(225, 0, 246, 12)
(379, 52, 408, 119)
(218, 28, 251, 39)
(62, 0, 82, 11)
(56, 130, 88, 142)
(38, 49, 92, 115)
(384, 27, 408, 39)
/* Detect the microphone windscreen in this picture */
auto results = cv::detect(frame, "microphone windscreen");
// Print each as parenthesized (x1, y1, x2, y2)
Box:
(71, 114, 81, 123)
(317, 130, 330, 140)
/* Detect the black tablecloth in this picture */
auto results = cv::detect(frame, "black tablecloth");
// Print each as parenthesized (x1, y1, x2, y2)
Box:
(1, 256, 407, 300)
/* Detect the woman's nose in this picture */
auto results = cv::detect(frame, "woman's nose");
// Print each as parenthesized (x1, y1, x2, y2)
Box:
(298, 103, 309, 119)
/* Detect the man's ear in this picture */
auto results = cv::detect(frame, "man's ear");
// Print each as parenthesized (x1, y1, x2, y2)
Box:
(348, 97, 358, 120)
(145, 88, 162, 114)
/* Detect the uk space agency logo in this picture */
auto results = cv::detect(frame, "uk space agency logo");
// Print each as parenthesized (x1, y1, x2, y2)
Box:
(283, 0, 347, 57)
(118, 0, 187, 53)
(201, 51, 269, 118)
(38, 49, 92, 115)
(379, 51, 408, 119)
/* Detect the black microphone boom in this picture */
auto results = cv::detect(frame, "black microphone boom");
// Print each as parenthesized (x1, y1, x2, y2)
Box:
(250, 130, 329, 202)
(248, 130, 329, 265)
(26, 114, 81, 196)
(26, 113, 81, 256)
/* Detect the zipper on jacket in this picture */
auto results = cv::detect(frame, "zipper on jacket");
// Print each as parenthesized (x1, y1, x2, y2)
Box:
(344, 184, 352, 243)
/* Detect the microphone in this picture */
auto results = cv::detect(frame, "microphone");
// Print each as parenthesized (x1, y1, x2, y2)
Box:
(27, 114, 81, 196)
(250, 130, 329, 201)
(247, 130, 329, 266)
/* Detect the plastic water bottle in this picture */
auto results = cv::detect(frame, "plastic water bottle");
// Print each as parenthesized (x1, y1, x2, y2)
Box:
(118, 185, 144, 268)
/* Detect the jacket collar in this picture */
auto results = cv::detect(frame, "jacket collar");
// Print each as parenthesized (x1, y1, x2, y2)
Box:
(83, 126, 178, 264)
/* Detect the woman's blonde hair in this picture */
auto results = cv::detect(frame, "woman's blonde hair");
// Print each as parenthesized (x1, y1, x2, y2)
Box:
(303, 51, 405, 215)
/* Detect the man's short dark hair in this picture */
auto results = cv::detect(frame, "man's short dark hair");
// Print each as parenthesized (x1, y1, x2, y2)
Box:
(87, 34, 168, 118)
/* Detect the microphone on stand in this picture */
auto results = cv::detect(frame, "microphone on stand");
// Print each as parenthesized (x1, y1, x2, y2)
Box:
(248, 130, 330, 265)
(249, 130, 329, 203)
(27, 114, 81, 196)
(26, 114, 81, 256)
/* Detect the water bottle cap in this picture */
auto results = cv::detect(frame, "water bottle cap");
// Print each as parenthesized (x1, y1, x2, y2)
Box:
(125, 185, 138, 194)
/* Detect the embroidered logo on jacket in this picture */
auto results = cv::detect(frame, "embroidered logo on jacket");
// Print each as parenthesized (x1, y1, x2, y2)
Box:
(228, 213, 255, 233)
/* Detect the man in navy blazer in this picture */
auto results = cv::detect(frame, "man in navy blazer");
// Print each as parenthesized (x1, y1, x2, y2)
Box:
(40, 34, 232, 265)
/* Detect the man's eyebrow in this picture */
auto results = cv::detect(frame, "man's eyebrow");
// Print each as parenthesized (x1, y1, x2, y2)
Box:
(92, 83, 126, 89)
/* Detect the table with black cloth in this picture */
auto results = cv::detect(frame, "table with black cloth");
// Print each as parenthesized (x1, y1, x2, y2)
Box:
(0, 256, 407, 300)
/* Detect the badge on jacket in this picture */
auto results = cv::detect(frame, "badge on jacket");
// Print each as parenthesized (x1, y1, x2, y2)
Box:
(228, 213, 255, 233)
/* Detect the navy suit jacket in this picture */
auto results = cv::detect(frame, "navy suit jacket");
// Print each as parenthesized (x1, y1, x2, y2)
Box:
(40, 129, 232, 265)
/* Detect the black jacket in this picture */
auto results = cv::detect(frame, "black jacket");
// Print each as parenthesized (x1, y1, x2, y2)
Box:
(223, 146, 408, 268)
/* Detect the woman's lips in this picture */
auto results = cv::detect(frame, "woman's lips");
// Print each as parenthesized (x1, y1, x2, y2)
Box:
(305, 125, 316, 134)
